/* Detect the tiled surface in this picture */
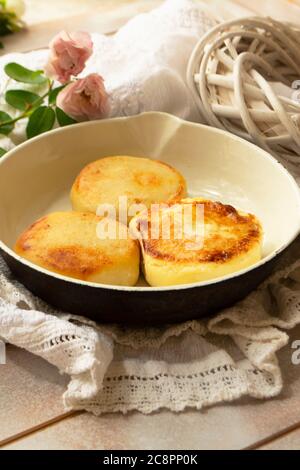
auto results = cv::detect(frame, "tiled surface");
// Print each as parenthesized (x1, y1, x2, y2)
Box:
(2, 410, 247, 450)
(1, 0, 300, 451)
(259, 429, 300, 450)
(235, 0, 300, 23)
(23, 0, 105, 25)
(0, 345, 68, 444)
(3, 325, 300, 450)
(1, 408, 279, 450)
(22, 0, 161, 27)
(2, 0, 162, 53)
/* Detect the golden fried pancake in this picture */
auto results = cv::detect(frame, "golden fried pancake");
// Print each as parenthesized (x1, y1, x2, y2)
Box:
(130, 198, 263, 286)
(71, 156, 186, 222)
(15, 211, 140, 286)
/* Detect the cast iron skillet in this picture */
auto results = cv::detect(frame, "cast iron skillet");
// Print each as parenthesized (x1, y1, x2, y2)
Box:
(0, 112, 299, 324)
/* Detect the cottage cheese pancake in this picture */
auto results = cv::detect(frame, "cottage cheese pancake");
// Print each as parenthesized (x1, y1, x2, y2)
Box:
(130, 198, 263, 286)
(71, 156, 187, 222)
(15, 211, 140, 286)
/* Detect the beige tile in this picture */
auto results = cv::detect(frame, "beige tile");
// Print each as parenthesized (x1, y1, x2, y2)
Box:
(2, 410, 258, 450)
(234, 0, 300, 23)
(0, 345, 68, 444)
(23, 0, 158, 25)
(259, 428, 300, 450)
(4, 324, 300, 450)
(3, 0, 162, 53)
(2, 0, 300, 452)
(23, 0, 108, 25)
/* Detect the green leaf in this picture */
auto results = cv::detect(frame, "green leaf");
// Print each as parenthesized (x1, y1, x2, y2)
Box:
(26, 106, 55, 139)
(0, 111, 14, 135)
(48, 85, 65, 105)
(56, 107, 76, 127)
(0, 147, 7, 158)
(5, 89, 42, 111)
(4, 63, 48, 85)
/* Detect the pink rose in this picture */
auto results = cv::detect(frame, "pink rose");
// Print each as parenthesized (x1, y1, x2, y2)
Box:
(45, 31, 93, 84)
(57, 73, 110, 121)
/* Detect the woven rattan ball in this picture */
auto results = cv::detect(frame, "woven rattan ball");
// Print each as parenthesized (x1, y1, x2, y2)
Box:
(187, 17, 300, 162)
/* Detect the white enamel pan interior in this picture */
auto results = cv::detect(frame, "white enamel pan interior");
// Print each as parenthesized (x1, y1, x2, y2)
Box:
(0, 111, 299, 292)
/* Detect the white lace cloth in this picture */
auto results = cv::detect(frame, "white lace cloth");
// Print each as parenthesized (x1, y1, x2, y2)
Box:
(0, 0, 300, 415)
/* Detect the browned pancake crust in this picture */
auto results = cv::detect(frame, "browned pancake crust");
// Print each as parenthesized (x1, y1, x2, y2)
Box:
(136, 199, 262, 264)
(15, 212, 139, 281)
(71, 156, 187, 216)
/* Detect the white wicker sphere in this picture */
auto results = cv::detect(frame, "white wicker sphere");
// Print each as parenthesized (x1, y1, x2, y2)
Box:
(187, 17, 300, 162)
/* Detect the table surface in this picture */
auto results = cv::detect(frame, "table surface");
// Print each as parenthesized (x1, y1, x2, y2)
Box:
(1, 0, 300, 451)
